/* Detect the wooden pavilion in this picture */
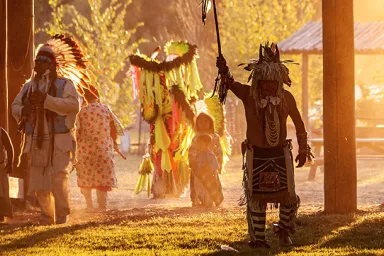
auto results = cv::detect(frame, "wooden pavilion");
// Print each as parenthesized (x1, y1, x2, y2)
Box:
(279, 21, 384, 128)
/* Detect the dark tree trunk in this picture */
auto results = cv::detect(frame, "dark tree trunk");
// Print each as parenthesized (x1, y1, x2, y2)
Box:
(0, 0, 7, 130)
(7, 0, 34, 183)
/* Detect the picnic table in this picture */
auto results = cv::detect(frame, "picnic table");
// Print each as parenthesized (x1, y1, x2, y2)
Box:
(307, 137, 384, 180)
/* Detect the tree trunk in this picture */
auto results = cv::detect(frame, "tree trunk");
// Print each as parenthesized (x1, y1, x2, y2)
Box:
(7, 0, 34, 180)
(0, 0, 7, 130)
(323, 0, 357, 213)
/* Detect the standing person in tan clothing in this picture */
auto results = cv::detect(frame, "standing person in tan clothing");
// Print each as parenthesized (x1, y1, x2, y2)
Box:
(11, 35, 89, 225)
(0, 127, 14, 222)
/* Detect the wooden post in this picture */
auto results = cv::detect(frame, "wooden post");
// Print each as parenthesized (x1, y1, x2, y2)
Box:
(7, 0, 34, 179)
(0, 0, 8, 130)
(323, 0, 357, 213)
(302, 53, 309, 129)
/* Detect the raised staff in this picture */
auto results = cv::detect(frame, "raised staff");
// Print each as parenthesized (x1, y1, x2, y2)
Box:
(202, 0, 232, 103)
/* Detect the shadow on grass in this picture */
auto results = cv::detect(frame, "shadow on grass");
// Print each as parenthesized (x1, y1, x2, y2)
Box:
(0, 222, 102, 253)
(207, 210, 361, 256)
(0, 206, 228, 253)
(320, 212, 384, 249)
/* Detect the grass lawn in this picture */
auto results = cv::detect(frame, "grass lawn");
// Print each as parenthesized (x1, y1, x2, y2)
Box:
(1, 206, 384, 255)
(1, 155, 384, 255)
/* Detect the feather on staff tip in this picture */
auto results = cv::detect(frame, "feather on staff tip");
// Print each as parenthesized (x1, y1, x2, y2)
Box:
(201, 0, 212, 24)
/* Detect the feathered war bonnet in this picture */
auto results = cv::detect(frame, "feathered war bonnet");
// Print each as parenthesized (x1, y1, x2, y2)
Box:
(240, 42, 297, 101)
(34, 34, 91, 95)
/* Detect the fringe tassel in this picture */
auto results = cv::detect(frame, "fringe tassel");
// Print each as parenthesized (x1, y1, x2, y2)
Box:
(238, 193, 247, 207)
(212, 71, 233, 104)
(134, 174, 152, 198)
(307, 145, 315, 164)
(138, 154, 154, 175)
(134, 154, 155, 197)
(238, 162, 250, 207)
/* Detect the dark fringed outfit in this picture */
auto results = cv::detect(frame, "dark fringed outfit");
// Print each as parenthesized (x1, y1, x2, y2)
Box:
(218, 43, 313, 245)
(241, 140, 300, 242)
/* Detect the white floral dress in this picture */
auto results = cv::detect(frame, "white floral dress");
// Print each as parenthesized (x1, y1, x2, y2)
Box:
(75, 103, 117, 190)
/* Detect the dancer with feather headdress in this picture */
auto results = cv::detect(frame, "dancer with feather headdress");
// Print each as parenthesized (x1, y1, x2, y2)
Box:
(11, 35, 90, 225)
(216, 43, 314, 248)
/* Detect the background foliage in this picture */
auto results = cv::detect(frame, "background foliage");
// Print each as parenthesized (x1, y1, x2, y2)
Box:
(218, 0, 319, 105)
(36, 0, 322, 132)
(40, 0, 145, 127)
(216, 0, 320, 143)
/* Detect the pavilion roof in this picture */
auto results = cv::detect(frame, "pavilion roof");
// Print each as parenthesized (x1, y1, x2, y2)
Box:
(278, 21, 384, 54)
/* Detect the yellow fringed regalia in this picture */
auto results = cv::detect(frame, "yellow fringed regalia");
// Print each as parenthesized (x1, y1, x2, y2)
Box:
(129, 41, 231, 198)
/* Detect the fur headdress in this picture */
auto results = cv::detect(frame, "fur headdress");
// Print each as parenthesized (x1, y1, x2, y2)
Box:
(35, 34, 90, 94)
(240, 42, 298, 100)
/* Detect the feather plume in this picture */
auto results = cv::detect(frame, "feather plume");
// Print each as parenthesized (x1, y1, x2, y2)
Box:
(151, 46, 161, 60)
(201, 0, 212, 24)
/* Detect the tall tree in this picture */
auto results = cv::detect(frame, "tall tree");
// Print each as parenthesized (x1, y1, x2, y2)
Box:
(218, 0, 317, 102)
(41, 0, 145, 127)
(0, 0, 7, 129)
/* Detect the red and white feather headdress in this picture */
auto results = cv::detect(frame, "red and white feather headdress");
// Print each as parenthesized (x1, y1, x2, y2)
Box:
(35, 34, 90, 94)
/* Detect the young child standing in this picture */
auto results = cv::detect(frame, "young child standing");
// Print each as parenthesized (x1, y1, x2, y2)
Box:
(75, 86, 118, 212)
(189, 133, 224, 207)
(0, 127, 14, 222)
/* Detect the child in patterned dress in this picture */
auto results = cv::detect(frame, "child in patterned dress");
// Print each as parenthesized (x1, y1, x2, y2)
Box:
(189, 134, 224, 207)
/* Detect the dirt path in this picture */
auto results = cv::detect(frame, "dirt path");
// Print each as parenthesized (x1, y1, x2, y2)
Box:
(69, 154, 384, 211)
(6, 154, 384, 226)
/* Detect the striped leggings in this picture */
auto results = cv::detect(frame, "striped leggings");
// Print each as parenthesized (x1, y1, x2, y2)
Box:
(247, 203, 298, 241)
